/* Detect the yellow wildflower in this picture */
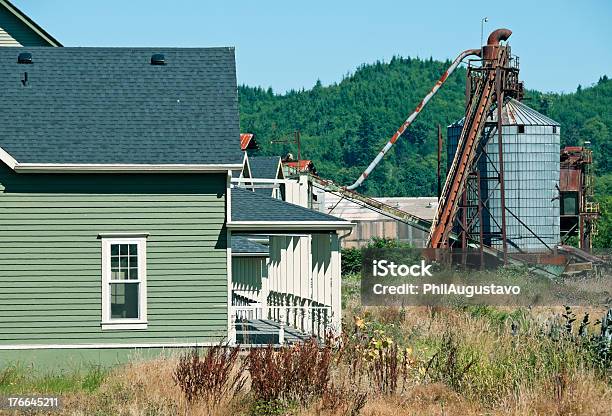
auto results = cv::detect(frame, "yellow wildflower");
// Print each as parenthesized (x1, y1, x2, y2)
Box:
(354, 316, 365, 329)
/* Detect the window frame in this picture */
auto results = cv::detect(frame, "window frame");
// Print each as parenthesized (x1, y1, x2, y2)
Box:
(100, 235, 148, 330)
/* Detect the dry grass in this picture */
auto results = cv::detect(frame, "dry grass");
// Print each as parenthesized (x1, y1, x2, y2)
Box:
(56, 355, 247, 416)
(499, 371, 612, 416)
(5, 304, 609, 416)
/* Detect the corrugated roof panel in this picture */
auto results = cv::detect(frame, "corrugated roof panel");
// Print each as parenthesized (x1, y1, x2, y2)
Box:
(240, 133, 256, 150)
(449, 99, 560, 127)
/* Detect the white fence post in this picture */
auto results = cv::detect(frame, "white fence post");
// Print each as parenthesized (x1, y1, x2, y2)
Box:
(229, 308, 237, 346)
(278, 307, 285, 345)
(330, 233, 342, 335)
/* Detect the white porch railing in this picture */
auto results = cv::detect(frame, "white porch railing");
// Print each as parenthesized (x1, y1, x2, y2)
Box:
(232, 304, 264, 320)
(230, 304, 333, 345)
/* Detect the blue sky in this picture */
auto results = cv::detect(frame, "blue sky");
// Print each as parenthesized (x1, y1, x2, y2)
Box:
(14, 0, 611, 94)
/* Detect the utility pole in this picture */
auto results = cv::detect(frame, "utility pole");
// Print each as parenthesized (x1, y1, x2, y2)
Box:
(270, 130, 302, 162)
(481, 17, 488, 46)
(271, 130, 302, 170)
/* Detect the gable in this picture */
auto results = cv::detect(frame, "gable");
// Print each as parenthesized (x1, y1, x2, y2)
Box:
(249, 156, 282, 179)
(0, 1, 60, 47)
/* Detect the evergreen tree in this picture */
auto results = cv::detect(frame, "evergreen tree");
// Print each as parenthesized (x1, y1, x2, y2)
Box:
(239, 57, 611, 198)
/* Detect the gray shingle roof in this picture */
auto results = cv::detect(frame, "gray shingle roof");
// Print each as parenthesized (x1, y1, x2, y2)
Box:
(231, 187, 350, 223)
(231, 236, 269, 255)
(0, 47, 243, 165)
(249, 156, 281, 179)
(248, 156, 282, 197)
(254, 187, 275, 197)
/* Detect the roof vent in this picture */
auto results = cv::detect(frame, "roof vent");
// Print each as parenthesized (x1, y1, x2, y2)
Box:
(151, 53, 165, 65)
(17, 52, 32, 64)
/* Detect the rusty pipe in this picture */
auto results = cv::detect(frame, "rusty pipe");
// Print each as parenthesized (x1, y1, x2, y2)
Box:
(483, 28, 512, 61)
(486, 28, 512, 46)
(346, 48, 481, 190)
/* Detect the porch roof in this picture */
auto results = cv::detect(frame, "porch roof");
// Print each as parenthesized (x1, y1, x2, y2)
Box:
(229, 188, 354, 231)
(231, 236, 269, 256)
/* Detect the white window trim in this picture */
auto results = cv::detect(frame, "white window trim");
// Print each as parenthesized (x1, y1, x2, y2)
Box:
(100, 236, 148, 330)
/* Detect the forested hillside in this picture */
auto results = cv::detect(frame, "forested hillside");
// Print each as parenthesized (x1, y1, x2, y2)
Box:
(239, 60, 611, 247)
(529, 76, 612, 173)
(239, 57, 611, 198)
(239, 57, 467, 197)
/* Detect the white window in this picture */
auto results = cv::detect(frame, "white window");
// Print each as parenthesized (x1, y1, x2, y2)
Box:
(99, 234, 148, 330)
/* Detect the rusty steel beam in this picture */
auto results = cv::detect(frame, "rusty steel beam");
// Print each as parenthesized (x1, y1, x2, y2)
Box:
(347, 48, 481, 190)
(461, 187, 468, 249)
(428, 28, 512, 248)
(429, 72, 497, 246)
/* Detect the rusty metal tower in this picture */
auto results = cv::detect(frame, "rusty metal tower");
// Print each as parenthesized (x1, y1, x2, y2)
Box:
(428, 29, 521, 259)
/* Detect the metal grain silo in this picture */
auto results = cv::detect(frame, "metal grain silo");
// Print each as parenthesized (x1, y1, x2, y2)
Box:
(447, 99, 560, 252)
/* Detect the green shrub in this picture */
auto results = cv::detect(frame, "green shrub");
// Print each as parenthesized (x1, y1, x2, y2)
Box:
(366, 237, 411, 249)
(341, 247, 362, 275)
(250, 399, 294, 416)
(341, 237, 412, 276)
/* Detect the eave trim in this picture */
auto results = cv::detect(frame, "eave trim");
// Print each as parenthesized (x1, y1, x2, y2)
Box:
(227, 221, 355, 231)
(0, 146, 18, 170)
(231, 252, 270, 257)
(13, 163, 243, 173)
(97, 232, 151, 239)
(0, 341, 220, 350)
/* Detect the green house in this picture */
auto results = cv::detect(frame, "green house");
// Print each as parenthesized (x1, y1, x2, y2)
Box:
(0, 46, 352, 366)
(0, 0, 61, 47)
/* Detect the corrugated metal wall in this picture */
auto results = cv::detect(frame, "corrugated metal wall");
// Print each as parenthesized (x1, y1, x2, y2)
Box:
(448, 105, 560, 252)
(340, 220, 429, 248)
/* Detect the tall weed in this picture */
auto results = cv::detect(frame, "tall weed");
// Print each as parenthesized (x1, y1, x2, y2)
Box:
(173, 345, 246, 413)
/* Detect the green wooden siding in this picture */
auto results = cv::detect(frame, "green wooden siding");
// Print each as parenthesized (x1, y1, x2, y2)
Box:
(0, 164, 229, 346)
(0, 6, 53, 47)
(0, 347, 206, 371)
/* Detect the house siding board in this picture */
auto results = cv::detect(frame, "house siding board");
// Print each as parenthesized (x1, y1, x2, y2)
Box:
(0, 165, 229, 346)
(0, 26, 20, 46)
(0, 6, 51, 47)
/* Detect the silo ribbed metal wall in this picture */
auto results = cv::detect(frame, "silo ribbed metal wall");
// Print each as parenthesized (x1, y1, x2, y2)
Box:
(447, 114, 560, 252)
